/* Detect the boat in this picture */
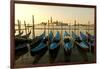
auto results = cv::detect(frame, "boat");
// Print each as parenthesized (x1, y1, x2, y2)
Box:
(30, 34, 48, 56)
(86, 32, 94, 40)
(49, 31, 60, 60)
(72, 31, 81, 42)
(15, 30, 32, 46)
(48, 31, 54, 45)
(62, 31, 69, 39)
(49, 31, 60, 51)
(63, 31, 72, 56)
(15, 43, 28, 60)
(30, 32, 46, 49)
(80, 32, 87, 41)
(15, 37, 30, 46)
(53, 31, 60, 42)
(77, 41, 89, 52)
(80, 32, 95, 52)
(86, 32, 95, 53)
(72, 31, 89, 62)
(72, 31, 89, 52)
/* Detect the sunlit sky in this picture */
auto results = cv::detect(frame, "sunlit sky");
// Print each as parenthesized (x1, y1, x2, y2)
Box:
(15, 3, 95, 24)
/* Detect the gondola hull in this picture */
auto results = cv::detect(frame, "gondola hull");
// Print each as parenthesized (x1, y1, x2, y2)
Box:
(15, 43, 28, 60)
(76, 42, 89, 53)
(89, 42, 95, 53)
(49, 43, 60, 58)
(64, 42, 72, 56)
(30, 46, 47, 56)
(49, 43, 60, 63)
(30, 41, 48, 56)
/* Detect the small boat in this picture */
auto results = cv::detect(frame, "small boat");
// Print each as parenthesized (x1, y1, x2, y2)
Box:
(30, 35, 48, 56)
(49, 31, 60, 60)
(72, 31, 81, 42)
(49, 31, 60, 51)
(72, 31, 89, 52)
(15, 43, 28, 60)
(48, 31, 54, 44)
(15, 30, 32, 46)
(86, 32, 95, 53)
(49, 43, 60, 63)
(62, 31, 69, 39)
(77, 41, 89, 52)
(80, 32, 95, 52)
(30, 32, 46, 49)
(86, 32, 94, 40)
(53, 31, 60, 43)
(15, 37, 32, 46)
(80, 32, 87, 41)
(63, 31, 73, 56)
(63, 31, 69, 36)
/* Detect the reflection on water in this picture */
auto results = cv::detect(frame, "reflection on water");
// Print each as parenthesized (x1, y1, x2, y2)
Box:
(15, 25, 94, 38)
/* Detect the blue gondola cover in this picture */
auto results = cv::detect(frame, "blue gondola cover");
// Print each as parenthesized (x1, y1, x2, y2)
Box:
(80, 32, 87, 41)
(50, 43, 58, 49)
(79, 42, 89, 48)
(49, 31, 53, 42)
(64, 41, 72, 50)
(55, 31, 60, 41)
(31, 42, 46, 52)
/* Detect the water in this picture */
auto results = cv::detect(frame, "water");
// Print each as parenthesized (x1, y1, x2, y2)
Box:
(15, 24, 94, 38)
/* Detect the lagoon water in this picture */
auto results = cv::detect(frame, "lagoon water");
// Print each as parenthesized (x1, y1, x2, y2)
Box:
(15, 24, 94, 38)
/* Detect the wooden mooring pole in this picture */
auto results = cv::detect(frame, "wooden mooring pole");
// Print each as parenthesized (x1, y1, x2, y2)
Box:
(74, 20, 76, 33)
(17, 20, 21, 34)
(24, 21, 27, 35)
(32, 15, 35, 38)
(48, 20, 49, 37)
(28, 23, 30, 33)
(78, 22, 80, 36)
(69, 23, 70, 35)
(88, 21, 91, 52)
(44, 23, 46, 36)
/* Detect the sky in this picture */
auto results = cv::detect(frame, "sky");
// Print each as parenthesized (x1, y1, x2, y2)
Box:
(15, 3, 95, 25)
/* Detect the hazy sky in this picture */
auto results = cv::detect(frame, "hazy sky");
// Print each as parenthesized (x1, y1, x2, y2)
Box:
(15, 3, 95, 24)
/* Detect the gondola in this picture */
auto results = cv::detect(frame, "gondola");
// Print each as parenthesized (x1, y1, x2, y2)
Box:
(53, 31, 60, 43)
(72, 31, 89, 61)
(80, 32, 87, 41)
(15, 43, 28, 60)
(63, 31, 72, 56)
(48, 31, 54, 45)
(72, 31, 89, 52)
(49, 31, 60, 61)
(15, 37, 31, 46)
(30, 32, 46, 49)
(72, 31, 81, 42)
(30, 33, 48, 56)
(15, 31, 32, 60)
(62, 31, 69, 39)
(15, 31, 32, 46)
(86, 32, 94, 40)
(86, 32, 95, 53)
